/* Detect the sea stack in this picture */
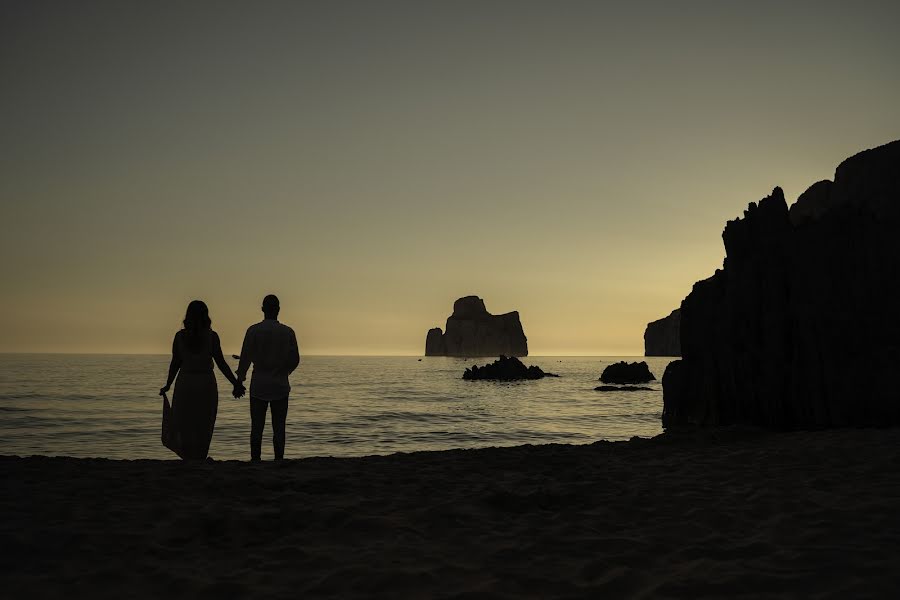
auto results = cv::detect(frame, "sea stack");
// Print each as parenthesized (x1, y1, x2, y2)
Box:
(644, 309, 681, 356)
(425, 296, 528, 357)
(663, 140, 900, 430)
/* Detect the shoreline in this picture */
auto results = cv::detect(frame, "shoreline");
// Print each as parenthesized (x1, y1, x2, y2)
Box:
(4, 428, 900, 598)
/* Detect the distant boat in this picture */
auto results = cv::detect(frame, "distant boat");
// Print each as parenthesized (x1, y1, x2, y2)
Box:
(231, 354, 240, 360)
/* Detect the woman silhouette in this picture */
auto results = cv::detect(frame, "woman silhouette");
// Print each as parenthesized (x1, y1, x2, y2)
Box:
(159, 300, 244, 459)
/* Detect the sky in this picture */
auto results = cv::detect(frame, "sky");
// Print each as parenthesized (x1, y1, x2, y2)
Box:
(1, 0, 899, 355)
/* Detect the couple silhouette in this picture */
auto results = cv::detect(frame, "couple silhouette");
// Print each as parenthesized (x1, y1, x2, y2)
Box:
(159, 294, 300, 461)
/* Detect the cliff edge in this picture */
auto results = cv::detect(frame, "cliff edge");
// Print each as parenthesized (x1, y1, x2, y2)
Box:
(663, 140, 900, 429)
(644, 309, 681, 356)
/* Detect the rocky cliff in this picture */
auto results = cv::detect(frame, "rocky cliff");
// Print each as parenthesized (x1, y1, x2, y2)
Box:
(644, 309, 681, 356)
(425, 296, 528, 357)
(663, 140, 900, 429)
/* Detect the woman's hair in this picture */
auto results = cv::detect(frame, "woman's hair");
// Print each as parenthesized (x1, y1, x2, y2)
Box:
(183, 300, 212, 335)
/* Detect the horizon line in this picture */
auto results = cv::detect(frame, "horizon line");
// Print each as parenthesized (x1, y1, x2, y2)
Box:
(0, 351, 653, 358)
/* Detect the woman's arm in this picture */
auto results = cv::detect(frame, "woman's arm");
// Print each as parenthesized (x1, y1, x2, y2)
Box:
(211, 331, 241, 388)
(160, 333, 182, 395)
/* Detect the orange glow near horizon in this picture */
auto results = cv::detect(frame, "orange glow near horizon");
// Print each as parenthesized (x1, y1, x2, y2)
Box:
(1, 2, 899, 355)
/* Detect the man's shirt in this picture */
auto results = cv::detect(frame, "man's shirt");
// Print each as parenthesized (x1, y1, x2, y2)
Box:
(236, 319, 300, 402)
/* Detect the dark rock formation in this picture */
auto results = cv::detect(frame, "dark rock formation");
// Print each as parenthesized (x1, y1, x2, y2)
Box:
(425, 328, 445, 356)
(599, 361, 656, 384)
(425, 296, 528, 357)
(663, 140, 900, 429)
(594, 385, 654, 392)
(463, 356, 558, 381)
(644, 309, 681, 356)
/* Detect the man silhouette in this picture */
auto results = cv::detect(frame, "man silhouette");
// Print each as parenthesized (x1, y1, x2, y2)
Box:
(236, 295, 300, 461)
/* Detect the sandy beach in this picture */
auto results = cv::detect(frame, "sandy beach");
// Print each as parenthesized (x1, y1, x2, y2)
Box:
(3, 428, 900, 599)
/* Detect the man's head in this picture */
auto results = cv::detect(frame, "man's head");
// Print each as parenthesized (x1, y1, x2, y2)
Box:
(262, 294, 280, 319)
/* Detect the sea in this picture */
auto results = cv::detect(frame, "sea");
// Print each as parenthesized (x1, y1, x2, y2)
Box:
(0, 354, 676, 461)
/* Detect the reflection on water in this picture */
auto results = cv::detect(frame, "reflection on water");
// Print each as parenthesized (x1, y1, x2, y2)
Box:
(0, 354, 676, 460)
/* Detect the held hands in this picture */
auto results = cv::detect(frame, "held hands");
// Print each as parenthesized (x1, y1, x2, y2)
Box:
(232, 382, 246, 399)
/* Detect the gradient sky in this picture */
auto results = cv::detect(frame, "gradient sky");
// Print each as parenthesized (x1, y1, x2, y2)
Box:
(2, 1, 899, 355)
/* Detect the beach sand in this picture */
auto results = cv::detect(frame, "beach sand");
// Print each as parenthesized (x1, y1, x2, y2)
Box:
(3, 428, 900, 599)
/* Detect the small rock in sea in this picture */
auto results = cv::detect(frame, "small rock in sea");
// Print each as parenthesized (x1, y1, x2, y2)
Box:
(463, 356, 559, 381)
(594, 385, 654, 392)
(599, 361, 656, 384)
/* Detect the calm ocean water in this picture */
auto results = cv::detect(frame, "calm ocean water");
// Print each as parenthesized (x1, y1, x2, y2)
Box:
(0, 354, 676, 460)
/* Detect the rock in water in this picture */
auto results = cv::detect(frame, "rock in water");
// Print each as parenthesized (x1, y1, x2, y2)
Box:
(599, 361, 656, 384)
(463, 356, 558, 381)
(644, 309, 681, 356)
(425, 296, 528, 357)
(425, 328, 446, 356)
(663, 140, 900, 430)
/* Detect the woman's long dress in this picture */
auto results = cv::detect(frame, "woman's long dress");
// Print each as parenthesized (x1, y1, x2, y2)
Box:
(172, 331, 219, 459)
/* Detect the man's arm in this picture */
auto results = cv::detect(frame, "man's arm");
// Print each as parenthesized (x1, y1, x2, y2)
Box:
(236, 328, 253, 383)
(284, 329, 300, 376)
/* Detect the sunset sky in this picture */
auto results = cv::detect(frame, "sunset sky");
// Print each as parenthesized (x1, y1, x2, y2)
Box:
(2, 1, 899, 355)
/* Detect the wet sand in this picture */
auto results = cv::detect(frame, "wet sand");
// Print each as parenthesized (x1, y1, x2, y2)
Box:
(3, 428, 900, 599)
